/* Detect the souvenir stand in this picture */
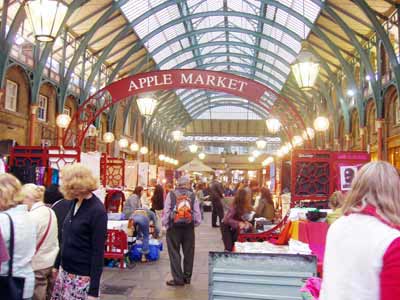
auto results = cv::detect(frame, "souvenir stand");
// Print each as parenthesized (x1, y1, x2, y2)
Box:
(236, 149, 371, 277)
(9, 146, 81, 185)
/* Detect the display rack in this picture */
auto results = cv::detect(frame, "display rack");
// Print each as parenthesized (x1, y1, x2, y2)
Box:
(100, 153, 125, 187)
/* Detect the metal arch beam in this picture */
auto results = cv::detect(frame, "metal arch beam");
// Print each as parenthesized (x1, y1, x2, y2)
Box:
(150, 41, 292, 76)
(128, 26, 298, 77)
(251, 1, 267, 79)
(0, 2, 26, 87)
(352, 0, 400, 117)
(30, 0, 87, 105)
(80, 26, 132, 103)
(58, 0, 130, 107)
(323, 4, 379, 120)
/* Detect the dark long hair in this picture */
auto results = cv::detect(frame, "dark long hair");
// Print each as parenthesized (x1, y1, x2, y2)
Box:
(233, 188, 252, 217)
(134, 186, 144, 196)
(260, 187, 273, 206)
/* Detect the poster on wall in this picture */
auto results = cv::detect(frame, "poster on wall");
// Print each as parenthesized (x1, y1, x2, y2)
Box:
(149, 165, 157, 182)
(339, 165, 358, 191)
(138, 162, 149, 188)
(125, 160, 138, 189)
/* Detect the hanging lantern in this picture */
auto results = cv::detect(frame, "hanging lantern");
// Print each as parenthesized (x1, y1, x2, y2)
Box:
(291, 42, 320, 90)
(103, 132, 115, 143)
(139, 146, 149, 155)
(159, 154, 165, 161)
(130, 142, 139, 152)
(248, 156, 255, 163)
(292, 135, 304, 147)
(302, 127, 315, 140)
(172, 129, 184, 141)
(266, 118, 281, 134)
(256, 138, 267, 149)
(314, 116, 330, 132)
(56, 113, 71, 129)
(25, 0, 68, 42)
(136, 93, 157, 117)
(118, 138, 129, 148)
(198, 152, 206, 160)
(189, 144, 198, 153)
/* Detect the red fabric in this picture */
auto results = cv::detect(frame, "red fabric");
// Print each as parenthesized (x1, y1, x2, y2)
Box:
(381, 237, 400, 300)
(275, 221, 292, 245)
(299, 221, 329, 262)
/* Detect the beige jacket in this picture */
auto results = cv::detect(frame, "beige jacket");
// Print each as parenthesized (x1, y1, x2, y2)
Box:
(29, 202, 59, 271)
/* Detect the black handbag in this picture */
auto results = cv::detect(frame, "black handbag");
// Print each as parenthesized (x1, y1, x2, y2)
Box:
(0, 213, 25, 300)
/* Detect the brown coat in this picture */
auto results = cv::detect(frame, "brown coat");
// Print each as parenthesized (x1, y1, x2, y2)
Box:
(255, 199, 275, 220)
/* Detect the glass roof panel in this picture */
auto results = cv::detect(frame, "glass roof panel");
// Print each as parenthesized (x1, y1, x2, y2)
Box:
(119, 0, 321, 119)
(197, 106, 262, 120)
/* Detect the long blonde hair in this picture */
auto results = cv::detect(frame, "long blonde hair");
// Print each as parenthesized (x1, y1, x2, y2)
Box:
(342, 161, 400, 225)
(16, 183, 45, 204)
(0, 173, 22, 210)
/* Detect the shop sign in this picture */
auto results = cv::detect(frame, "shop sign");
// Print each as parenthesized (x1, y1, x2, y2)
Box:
(108, 69, 268, 102)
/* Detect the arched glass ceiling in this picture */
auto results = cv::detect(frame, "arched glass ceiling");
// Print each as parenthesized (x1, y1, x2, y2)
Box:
(197, 106, 262, 120)
(120, 0, 322, 119)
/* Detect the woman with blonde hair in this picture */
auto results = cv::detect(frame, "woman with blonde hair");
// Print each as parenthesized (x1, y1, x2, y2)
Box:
(51, 163, 107, 300)
(0, 174, 36, 300)
(320, 161, 400, 300)
(20, 184, 58, 300)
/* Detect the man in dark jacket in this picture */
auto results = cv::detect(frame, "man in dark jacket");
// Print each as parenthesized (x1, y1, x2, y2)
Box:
(151, 179, 164, 237)
(210, 177, 225, 227)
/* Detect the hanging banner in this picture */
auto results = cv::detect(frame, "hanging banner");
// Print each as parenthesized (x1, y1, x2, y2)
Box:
(108, 69, 268, 102)
(138, 162, 149, 188)
(149, 164, 157, 182)
(125, 160, 138, 189)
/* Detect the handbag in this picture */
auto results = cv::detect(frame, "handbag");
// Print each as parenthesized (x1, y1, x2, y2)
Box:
(0, 213, 25, 300)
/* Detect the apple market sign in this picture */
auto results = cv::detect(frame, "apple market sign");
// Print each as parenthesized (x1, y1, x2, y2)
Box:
(108, 69, 268, 102)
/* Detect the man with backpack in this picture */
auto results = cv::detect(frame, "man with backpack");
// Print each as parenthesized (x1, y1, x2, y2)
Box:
(162, 175, 202, 286)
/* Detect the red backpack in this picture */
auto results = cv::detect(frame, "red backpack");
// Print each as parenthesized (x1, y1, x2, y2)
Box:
(171, 191, 195, 227)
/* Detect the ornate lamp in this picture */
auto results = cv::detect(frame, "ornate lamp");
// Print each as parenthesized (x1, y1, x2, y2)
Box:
(291, 42, 320, 90)
(256, 138, 267, 149)
(25, 0, 68, 42)
(314, 116, 330, 132)
(136, 93, 157, 117)
(198, 152, 206, 160)
(189, 144, 198, 153)
(266, 118, 281, 134)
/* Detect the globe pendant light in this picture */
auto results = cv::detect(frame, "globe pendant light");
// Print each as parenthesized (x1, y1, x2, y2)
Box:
(139, 146, 149, 155)
(189, 144, 198, 153)
(130, 142, 139, 152)
(118, 138, 129, 149)
(314, 116, 330, 132)
(172, 129, 184, 141)
(136, 93, 157, 117)
(159, 154, 165, 161)
(256, 138, 267, 149)
(103, 132, 115, 143)
(266, 118, 281, 134)
(56, 113, 71, 129)
(248, 156, 256, 163)
(25, 0, 68, 42)
(198, 152, 206, 160)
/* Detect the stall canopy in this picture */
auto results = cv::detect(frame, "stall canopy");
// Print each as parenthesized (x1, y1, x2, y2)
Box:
(177, 159, 214, 173)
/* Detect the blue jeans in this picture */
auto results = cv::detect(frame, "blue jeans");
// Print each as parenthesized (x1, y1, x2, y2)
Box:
(131, 214, 149, 254)
(146, 209, 160, 237)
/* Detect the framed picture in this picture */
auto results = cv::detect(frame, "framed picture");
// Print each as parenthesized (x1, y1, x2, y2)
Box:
(340, 166, 358, 191)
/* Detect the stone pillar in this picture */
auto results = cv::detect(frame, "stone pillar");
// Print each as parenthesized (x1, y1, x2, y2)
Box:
(345, 134, 351, 151)
(376, 119, 384, 160)
(359, 127, 366, 151)
(29, 104, 38, 146)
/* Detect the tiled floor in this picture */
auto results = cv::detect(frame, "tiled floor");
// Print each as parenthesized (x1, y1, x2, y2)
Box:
(101, 212, 223, 300)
